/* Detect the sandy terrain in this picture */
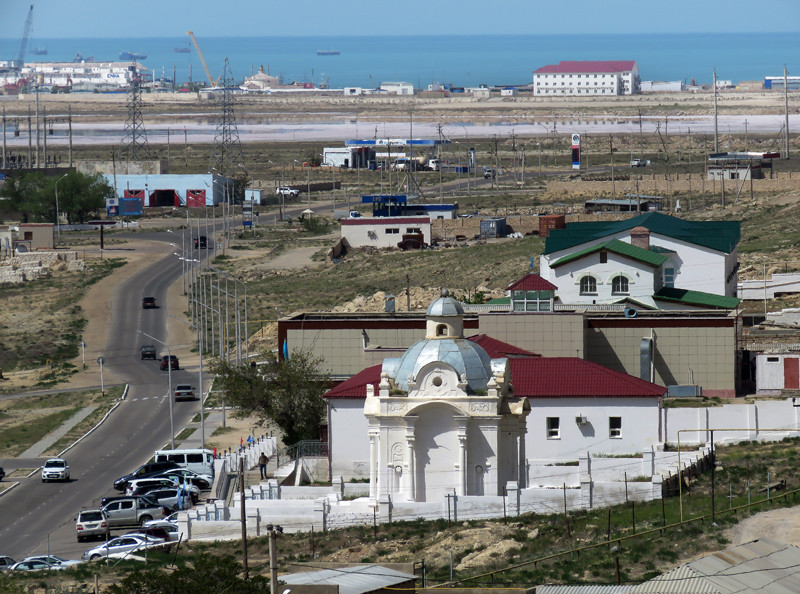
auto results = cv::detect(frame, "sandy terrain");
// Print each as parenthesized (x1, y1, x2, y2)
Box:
(726, 507, 800, 547)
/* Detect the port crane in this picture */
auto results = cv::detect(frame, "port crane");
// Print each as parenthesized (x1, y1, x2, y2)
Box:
(15, 4, 34, 68)
(185, 31, 217, 87)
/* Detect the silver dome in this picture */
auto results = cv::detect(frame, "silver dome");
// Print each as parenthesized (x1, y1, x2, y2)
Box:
(387, 337, 493, 392)
(426, 295, 464, 317)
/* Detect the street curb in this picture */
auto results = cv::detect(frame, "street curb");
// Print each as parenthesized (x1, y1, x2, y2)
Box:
(58, 384, 129, 457)
(0, 481, 20, 498)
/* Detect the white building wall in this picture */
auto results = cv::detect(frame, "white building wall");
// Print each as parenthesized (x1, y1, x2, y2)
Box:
(541, 232, 733, 297)
(341, 217, 431, 249)
(380, 82, 414, 95)
(533, 73, 620, 96)
(527, 397, 661, 460)
(323, 148, 354, 168)
(550, 252, 659, 305)
(755, 353, 793, 392)
(329, 400, 371, 479)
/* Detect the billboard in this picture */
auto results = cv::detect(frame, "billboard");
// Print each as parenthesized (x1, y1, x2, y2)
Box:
(571, 134, 581, 170)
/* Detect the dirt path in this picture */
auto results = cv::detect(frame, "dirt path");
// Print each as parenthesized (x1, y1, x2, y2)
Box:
(725, 507, 800, 547)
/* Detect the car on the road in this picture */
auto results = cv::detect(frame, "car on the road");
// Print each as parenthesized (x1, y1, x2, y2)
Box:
(630, 158, 648, 167)
(76, 509, 108, 542)
(0, 556, 14, 570)
(276, 186, 300, 198)
(82, 534, 164, 561)
(113, 461, 181, 491)
(483, 168, 495, 179)
(142, 296, 157, 309)
(0, 466, 5, 481)
(20, 555, 81, 570)
(194, 235, 208, 249)
(151, 468, 212, 490)
(140, 345, 157, 360)
(160, 355, 179, 371)
(174, 384, 196, 401)
(41, 458, 70, 482)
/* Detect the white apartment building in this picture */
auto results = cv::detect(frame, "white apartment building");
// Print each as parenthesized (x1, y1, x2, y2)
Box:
(532, 60, 639, 96)
(15, 61, 141, 91)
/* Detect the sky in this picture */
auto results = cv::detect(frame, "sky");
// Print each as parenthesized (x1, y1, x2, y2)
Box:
(0, 0, 799, 38)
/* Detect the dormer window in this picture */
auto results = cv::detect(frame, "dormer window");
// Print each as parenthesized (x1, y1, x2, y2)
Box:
(436, 324, 448, 336)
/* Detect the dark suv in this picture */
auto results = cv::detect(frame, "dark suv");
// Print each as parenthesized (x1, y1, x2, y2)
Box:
(142, 297, 157, 309)
(194, 236, 207, 249)
(160, 355, 179, 371)
(140, 345, 157, 360)
(113, 461, 180, 491)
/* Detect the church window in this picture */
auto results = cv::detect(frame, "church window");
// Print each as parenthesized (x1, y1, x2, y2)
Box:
(436, 324, 448, 337)
(664, 267, 675, 288)
(546, 417, 560, 439)
(609, 417, 622, 438)
(432, 376, 443, 387)
(579, 276, 597, 295)
(611, 275, 629, 295)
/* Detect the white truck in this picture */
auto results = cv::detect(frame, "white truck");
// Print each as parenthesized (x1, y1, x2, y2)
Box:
(276, 186, 300, 198)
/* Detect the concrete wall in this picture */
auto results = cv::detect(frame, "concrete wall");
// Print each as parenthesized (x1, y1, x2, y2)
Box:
(479, 312, 585, 357)
(341, 217, 431, 249)
(329, 400, 370, 479)
(585, 317, 737, 397)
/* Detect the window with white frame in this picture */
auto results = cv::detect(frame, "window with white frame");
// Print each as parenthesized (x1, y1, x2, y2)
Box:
(385, 228, 400, 234)
(579, 276, 597, 295)
(609, 417, 622, 438)
(512, 289, 552, 312)
(611, 275, 629, 295)
(664, 267, 675, 287)
(547, 417, 560, 439)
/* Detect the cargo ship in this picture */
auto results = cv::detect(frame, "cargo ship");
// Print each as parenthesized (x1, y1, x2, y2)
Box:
(316, 50, 340, 56)
(119, 51, 147, 61)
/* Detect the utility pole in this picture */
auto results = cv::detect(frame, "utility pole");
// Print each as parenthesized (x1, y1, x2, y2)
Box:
(268, 526, 280, 594)
(240, 457, 248, 580)
(784, 65, 790, 159)
(713, 68, 719, 153)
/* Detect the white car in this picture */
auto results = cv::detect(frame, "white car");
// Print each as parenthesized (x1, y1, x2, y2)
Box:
(75, 509, 108, 542)
(141, 487, 193, 511)
(41, 458, 70, 482)
(82, 534, 163, 561)
(20, 555, 81, 570)
(276, 186, 300, 198)
(152, 468, 213, 490)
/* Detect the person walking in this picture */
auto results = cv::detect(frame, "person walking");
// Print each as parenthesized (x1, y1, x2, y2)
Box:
(258, 452, 269, 480)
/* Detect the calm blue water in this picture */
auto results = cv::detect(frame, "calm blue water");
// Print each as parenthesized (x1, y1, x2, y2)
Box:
(2, 33, 798, 89)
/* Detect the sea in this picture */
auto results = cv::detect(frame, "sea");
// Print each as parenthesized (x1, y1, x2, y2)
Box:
(3, 33, 799, 89)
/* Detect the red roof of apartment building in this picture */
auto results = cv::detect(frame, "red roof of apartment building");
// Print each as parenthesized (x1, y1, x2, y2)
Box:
(534, 61, 637, 74)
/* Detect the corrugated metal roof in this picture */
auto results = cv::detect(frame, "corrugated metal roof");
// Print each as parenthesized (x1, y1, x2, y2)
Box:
(629, 538, 800, 593)
(280, 564, 416, 594)
(536, 586, 632, 594)
(533, 60, 637, 74)
(654, 287, 741, 310)
(551, 239, 669, 269)
(507, 273, 559, 292)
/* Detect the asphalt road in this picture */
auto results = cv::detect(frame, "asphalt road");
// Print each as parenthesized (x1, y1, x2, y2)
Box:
(0, 233, 206, 561)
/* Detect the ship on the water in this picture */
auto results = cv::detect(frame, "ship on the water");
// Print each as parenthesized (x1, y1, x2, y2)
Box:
(316, 50, 340, 56)
(119, 51, 147, 61)
(31, 47, 48, 56)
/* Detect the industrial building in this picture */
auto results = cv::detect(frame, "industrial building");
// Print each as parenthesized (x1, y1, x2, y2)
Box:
(532, 60, 639, 96)
(707, 152, 780, 180)
(103, 173, 234, 208)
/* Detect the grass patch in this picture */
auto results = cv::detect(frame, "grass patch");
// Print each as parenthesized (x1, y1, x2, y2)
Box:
(0, 406, 82, 456)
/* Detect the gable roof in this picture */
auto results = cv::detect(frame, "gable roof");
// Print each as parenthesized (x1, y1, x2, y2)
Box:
(509, 358, 664, 398)
(544, 212, 740, 255)
(654, 287, 741, 310)
(280, 564, 417, 594)
(507, 273, 558, 292)
(534, 60, 636, 74)
(323, 357, 665, 400)
(551, 239, 669, 269)
(467, 334, 540, 358)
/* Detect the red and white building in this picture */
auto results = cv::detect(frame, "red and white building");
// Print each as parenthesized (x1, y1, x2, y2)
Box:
(532, 60, 640, 96)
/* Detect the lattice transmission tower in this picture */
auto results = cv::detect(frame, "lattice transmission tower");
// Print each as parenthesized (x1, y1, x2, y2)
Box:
(210, 58, 247, 177)
(121, 68, 150, 160)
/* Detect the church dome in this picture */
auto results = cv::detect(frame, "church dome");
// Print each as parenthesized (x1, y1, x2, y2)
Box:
(427, 291, 464, 317)
(390, 337, 493, 392)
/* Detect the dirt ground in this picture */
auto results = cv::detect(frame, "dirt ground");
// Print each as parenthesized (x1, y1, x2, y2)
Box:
(725, 507, 800, 548)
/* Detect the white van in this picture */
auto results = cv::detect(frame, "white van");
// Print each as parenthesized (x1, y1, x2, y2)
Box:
(153, 449, 214, 478)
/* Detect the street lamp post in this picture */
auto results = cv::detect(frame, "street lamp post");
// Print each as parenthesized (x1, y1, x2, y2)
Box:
(54, 173, 68, 239)
(170, 314, 205, 449)
(139, 330, 175, 449)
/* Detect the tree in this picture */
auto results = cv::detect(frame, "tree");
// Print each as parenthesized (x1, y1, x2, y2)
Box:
(213, 349, 329, 444)
(55, 170, 111, 223)
(0, 170, 51, 222)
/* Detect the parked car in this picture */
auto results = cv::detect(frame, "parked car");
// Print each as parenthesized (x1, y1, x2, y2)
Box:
(151, 468, 212, 491)
(101, 497, 167, 527)
(132, 524, 180, 542)
(20, 555, 81, 569)
(141, 487, 193, 511)
(0, 466, 5, 481)
(113, 461, 181, 491)
(142, 297, 157, 309)
(160, 355, 179, 371)
(41, 458, 70, 482)
(131, 479, 200, 503)
(0, 556, 14, 570)
(9, 559, 63, 571)
(75, 509, 108, 542)
(140, 345, 157, 360)
(276, 186, 300, 198)
(82, 534, 164, 561)
(126, 477, 176, 496)
(173, 384, 196, 401)
(397, 238, 428, 250)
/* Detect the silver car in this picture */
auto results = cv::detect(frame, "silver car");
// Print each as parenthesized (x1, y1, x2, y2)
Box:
(82, 534, 163, 561)
(76, 509, 108, 542)
(20, 555, 81, 569)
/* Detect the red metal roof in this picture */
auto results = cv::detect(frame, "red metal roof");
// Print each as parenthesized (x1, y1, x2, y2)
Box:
(341, 217, 430, 226)
(534, 61, 637, 74)
(323, 356, 664, 400)
(506, 273, 558, 292)
(467, 334, 540, 358)
(509, 358, 664, 398)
